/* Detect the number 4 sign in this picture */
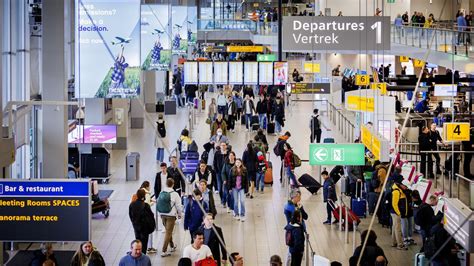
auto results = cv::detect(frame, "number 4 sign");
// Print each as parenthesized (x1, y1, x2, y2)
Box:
(443, 122, 470, 141)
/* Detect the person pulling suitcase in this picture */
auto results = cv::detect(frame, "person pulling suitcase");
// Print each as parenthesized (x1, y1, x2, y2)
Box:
(322, 170, 337, 225)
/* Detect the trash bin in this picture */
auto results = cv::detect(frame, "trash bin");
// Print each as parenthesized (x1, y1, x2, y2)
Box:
(126, 152, 140, 181)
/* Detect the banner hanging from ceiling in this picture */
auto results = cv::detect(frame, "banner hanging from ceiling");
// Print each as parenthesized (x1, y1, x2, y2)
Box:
(141, 4, 171, 71)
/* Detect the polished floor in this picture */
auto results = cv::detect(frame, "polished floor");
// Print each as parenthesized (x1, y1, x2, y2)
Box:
(13, 94, 421, 265)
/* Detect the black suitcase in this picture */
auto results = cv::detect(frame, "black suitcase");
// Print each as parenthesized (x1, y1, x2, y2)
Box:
(267, 122, 275, 134)
(298, 173, 322, 195)
(92, 199, 110, 217)
(241, 115, 246, 125)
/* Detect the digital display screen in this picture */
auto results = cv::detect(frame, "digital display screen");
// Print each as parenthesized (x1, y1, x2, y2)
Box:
(68, 125, 117, 144)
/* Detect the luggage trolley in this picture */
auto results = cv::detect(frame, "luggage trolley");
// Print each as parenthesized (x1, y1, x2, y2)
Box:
(91, 180, 110, 218)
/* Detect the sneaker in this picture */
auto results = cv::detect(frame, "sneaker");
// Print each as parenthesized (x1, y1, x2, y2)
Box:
(332, 220, 338, 224)
(170, 245, 177, 252)
(409, 239, 417, 245)
(226, 208, 231, 213)
(233, 214, 240, 220)
(240, 216, 245, 222)
(147, 248, 157, 253)
(250, 195, 254, 199)
(214, 190, 219, 194)
(160, 252, 171, 257)
(391, 244, 397, 248)
(323, 220, 331, 225)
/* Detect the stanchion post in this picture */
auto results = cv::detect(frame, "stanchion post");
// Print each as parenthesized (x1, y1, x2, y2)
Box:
(345, 205, 349, 243)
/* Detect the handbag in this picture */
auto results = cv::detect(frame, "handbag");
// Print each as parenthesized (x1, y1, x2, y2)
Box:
(206, 118, 211, 124)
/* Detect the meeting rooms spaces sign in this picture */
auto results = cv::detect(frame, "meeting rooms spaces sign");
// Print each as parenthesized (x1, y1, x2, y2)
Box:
(282, 16, 391, 51)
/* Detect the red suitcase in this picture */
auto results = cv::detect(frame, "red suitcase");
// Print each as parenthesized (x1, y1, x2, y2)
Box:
(329, 200, 360, 231)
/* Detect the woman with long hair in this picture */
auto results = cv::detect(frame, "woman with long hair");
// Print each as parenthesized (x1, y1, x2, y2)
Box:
(242, 141, 258, 198)
(222, 151, 237, 213)
(230, 159, 248, 221)
(70, 241, 105, 266)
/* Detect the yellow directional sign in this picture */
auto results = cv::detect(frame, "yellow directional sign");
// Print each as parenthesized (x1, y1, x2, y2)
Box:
(303, 62, 320, 73)
(355, 74, 370, 86)
(346, 95, 374, 112)
(400, 56, 409, 62)
(413, 59, 425, 68)
(443, 122, 470, 141)
(370, 82, 387, 95)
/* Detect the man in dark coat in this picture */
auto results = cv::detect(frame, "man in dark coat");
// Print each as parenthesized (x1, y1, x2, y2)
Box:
(129, 189, 156, 254)
(198, 214, 227, 266)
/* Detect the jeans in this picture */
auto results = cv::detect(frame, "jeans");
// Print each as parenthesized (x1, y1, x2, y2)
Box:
(258, 114, 266, 129)
(286, 167, 297, 187)
(175, 94, 184, 107)
(217, 105, 226, 115)
(326, 202, 333, 222)
(245, 113, 253, 129)
(161, 216, 176, 252)
(290, 252, 303, 266)
(401, 216, 414, 239)
(275, 120, 282, 133)
(391, 213, 403, 247)
(226, 188, 234, 210)
(227, 114, 235, 130)
(156, 147, 164, 162)
(256, 172, 264, 192)
(232, 188, 245, 217)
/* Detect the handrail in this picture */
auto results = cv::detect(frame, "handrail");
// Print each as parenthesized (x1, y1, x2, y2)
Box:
(455, 173, 474, 209)
(304, 232, 316, 266)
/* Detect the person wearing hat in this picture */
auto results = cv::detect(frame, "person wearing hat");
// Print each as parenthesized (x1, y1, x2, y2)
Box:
(255, 151, 268, 193)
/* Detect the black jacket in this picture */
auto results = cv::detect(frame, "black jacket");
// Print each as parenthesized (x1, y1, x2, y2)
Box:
(349, 245, 387, 266)
(256, 99, 268, 114)
(429, 130, 442, 150)
(30, 250, 58, 266)
(242, 149, 258, 173)
(198, 225, 228, 265)
(418, 132, 432, 151)
(415, 202, 435, 231)
(213, 150, 228, 173)
(71, 250, 106, 266)
(272, 102, 285, 125)
(154, 171, 167, 197)
(129, 199, 154, 233)
(167, 166, 185, 194)
(229, 166, 248, 192)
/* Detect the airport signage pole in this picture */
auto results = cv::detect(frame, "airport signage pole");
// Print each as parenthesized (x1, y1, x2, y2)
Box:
(278, 0, 282, 61)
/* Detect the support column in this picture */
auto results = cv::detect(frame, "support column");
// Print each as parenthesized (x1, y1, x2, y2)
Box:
(112, 99, 129, 150)
(278, 0, 282, 61)
(85, 98, 105, 124)
(41, 0, 68, 178)
(143, 70, 157, 113)
(130, 98, 144, 128)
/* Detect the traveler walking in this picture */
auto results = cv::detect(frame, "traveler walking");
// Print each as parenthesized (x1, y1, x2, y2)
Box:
(184, 189, 209, 241)
(119, 240, 152, 266)
(349, 230, 387, 266)
(70, 241, 105, 266)
(322, 170, 337, 224)
(309, 109, 322, 143)
(222, 151, 237, 213)
(182, 231, 214, 264)
(284, 210, 305, 266)
(129, 189, 156, 254)
(198, 214, 228, 266)
(230, 159, 248, 221)
(242, 141, 258, 198)
(157, 178, 183, 257)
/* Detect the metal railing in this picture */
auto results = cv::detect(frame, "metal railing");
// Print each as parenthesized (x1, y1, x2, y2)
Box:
(327, 102, 355, 143)
(391, 24, 474, 57)
(455, 174, 474, 209)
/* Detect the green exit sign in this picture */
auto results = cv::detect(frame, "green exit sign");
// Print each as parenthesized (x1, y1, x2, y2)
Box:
(309, 144, 365, 166)
(257, 54, 276, 62)
(387, 0, 395, 3)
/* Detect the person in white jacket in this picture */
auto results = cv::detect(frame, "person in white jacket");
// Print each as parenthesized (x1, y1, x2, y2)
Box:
(157, 178, 183, 257)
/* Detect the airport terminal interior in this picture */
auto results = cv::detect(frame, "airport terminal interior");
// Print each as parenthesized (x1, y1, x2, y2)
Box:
(1, 0, 474, 265)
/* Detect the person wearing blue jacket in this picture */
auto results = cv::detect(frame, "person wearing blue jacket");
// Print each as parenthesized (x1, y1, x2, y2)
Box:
(284, 210, 306, 266)
(118, 240, 151, 266)
(283, 190, 308, 229)
(457, 12, 467, 45)
(414, 98, 430, 113)
(322, 170, 337, 225)
(184, 189, 209, 242)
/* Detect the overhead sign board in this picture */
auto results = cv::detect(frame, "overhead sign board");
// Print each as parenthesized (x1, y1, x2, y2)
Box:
(228, 62, 243, 84)
(444, 198, 474, 252)
(355, 74, 370, 86)
(434, 84, 457, 97)
(290, 83, 331, 94)
(282, 16, 391, 51)
(0, 180, 90, 242)
(214, 62, 228, 84)
(399, 56, 409, 62)
(361, 125, 390, 162)
(303, 62, 320, 73)
(413, 59, 425, 67)
(443, 122, 470, 141)
(309, 144, 366, 165)
(227, 46, 264, 53)
(346, 95, 375, 112)
(257, 54, 276, 62)
(370, 82, 387, 95)
(184, 61, 198, 84)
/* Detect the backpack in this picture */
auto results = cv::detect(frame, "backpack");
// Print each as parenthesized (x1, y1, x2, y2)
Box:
(140, 205, 156, 234)
(188, 141, 198, 152)
(157, 121, 166, 138)
(285, 228, 294, 247)
(292, 153, 302, 168)
(273, 142, 281, 156)
(156, 191, 172, 213)
(312, 115, 320, 131)
(370, 175, 380, 190)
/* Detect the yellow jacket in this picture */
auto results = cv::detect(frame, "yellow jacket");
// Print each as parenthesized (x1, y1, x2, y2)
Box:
(391, 183, 408, 217)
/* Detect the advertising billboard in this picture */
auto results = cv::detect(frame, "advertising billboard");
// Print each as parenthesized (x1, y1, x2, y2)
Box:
(171, 6, 189, 55)
(0, 180, 90, 242)
(68, 125, 117, 144)
(76, 0, 141, 98)
(274, 62, 288, 85)
(141, 4, 171, 71)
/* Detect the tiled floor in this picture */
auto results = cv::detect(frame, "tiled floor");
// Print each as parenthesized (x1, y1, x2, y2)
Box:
(10, 94, 421, 265)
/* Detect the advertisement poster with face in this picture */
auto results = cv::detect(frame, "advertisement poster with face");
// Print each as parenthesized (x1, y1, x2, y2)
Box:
(76, 0, 141, 98)
(187, 6, 197, 45)
(141, 4, 171, 71)
(171, 6, 189, 55)
(274, 62, 288, 85)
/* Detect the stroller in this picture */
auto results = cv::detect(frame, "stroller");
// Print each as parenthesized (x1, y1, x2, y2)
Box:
(91, 180, 110, 218)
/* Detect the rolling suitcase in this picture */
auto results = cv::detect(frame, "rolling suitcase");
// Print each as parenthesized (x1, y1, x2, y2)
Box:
(323, 138, 335, 143)
(351, 182, 367, 218)
(241, 115, 246, 125)
(414, 253, 428, 266)
(251, 115, 259, 130)
(329, 200, 360, 231)
(264, 162, 273, 185)
(92, 199, 110, 218)
(267, 122, 275, 134)
(298, 173, 322, 195)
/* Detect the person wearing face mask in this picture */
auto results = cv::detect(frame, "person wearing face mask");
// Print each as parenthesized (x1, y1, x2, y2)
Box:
(71, 241, 105, 266)
(211, 114, 228, 137)
(226, 95, 237, 133)
(272, 97, 285, 135)
(229, 159, 248, 221)
(210, 128, 229, 147)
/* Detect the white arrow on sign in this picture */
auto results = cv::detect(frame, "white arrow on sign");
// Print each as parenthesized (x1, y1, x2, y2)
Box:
(313, 147, 328, 162)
